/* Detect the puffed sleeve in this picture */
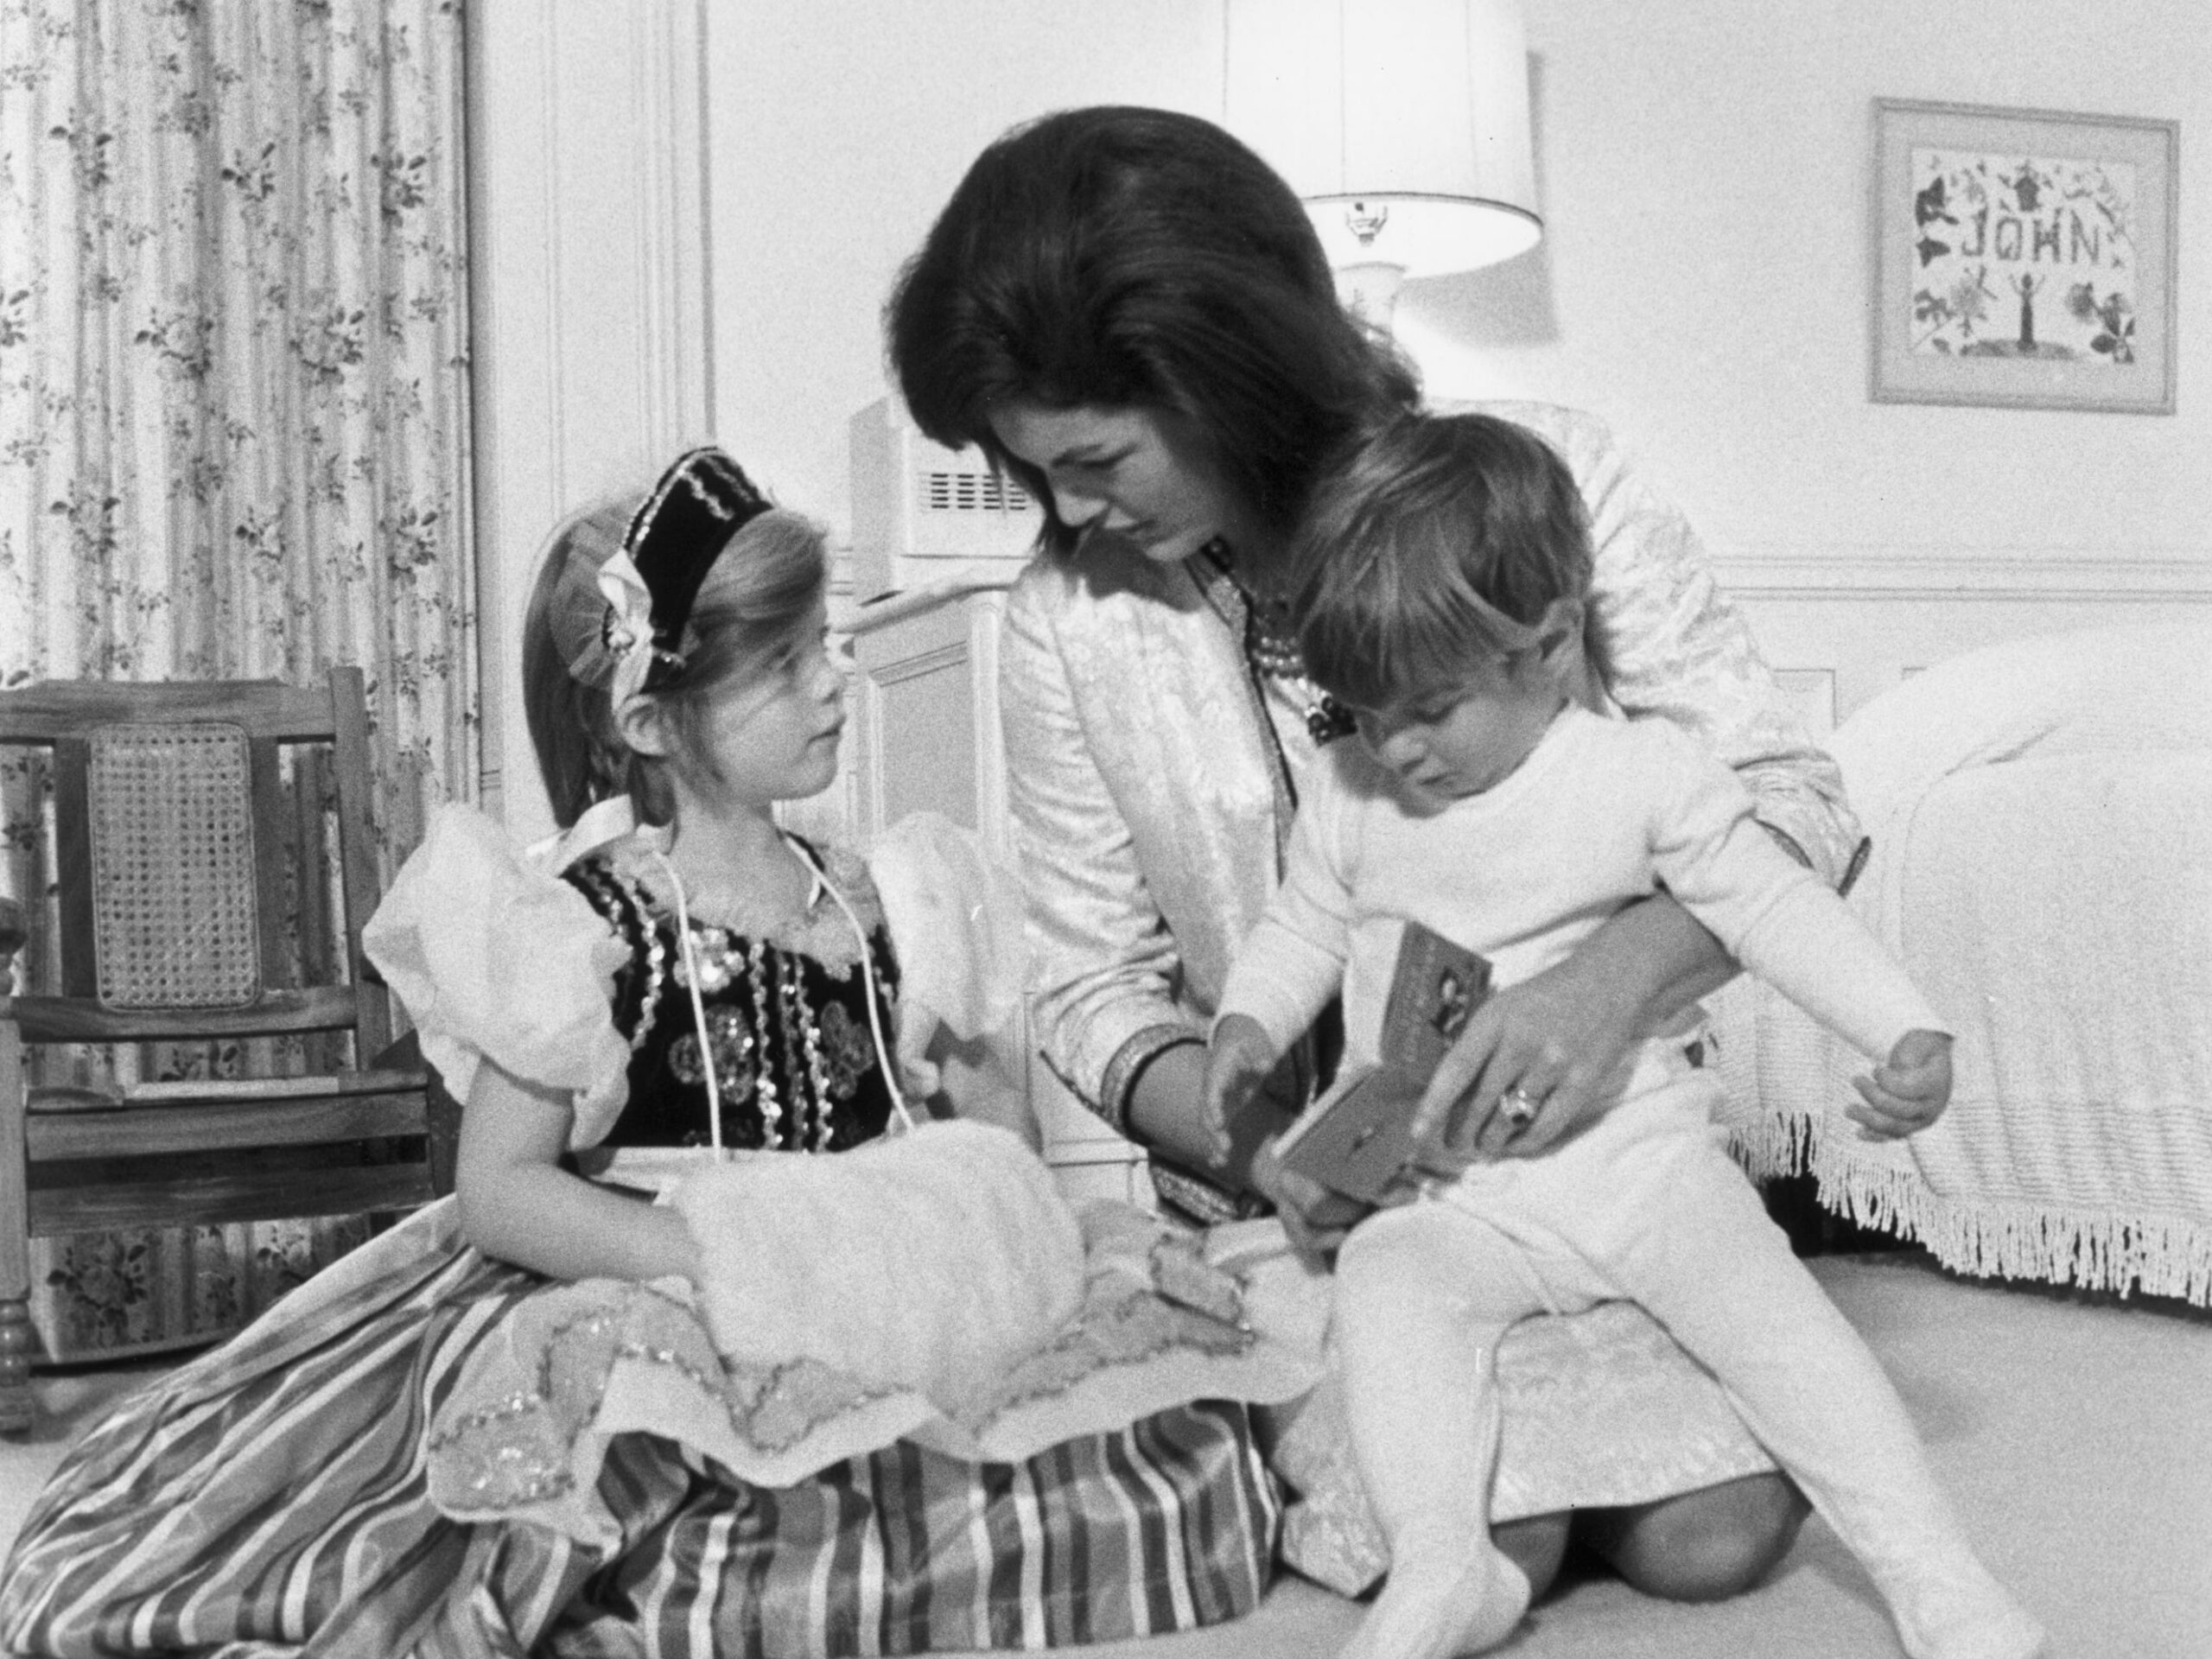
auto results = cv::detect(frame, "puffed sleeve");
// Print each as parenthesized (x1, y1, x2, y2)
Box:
(866, 810, 1024, 1046)
(1446, 400, 1866, 887)
(363, 804, 633, 1148)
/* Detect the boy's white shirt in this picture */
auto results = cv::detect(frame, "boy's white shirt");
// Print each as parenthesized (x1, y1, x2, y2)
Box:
(1218, 707, 1944, 1075)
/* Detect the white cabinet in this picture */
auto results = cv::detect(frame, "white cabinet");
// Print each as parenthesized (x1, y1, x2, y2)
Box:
(788, 575, 1152, 1207)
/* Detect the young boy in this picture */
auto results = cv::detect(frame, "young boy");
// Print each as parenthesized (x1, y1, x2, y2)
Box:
(1205, 415, 2043, 1659)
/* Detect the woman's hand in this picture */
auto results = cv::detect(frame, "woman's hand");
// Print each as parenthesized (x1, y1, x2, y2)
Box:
(1411, 893, 1737, 1163)
(1849, 1028, 1952, 1140)
(1249, 1137, 1372, 1264)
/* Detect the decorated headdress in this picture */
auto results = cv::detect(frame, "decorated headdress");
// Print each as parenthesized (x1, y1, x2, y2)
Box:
(564, 446, 772, 702)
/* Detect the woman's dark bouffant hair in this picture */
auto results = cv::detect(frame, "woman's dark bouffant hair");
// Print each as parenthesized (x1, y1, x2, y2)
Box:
(1291, 414, 1605, 711)
(886, 105, 1420, 569)
(523, 499, 828, 829)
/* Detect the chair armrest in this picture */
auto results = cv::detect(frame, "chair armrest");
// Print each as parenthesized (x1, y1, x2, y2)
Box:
(0, 895, 24, 986)
(376, 1028, 463, 1198)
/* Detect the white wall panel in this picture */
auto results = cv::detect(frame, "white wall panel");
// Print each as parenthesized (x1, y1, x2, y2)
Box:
(466, 0, 709, 838)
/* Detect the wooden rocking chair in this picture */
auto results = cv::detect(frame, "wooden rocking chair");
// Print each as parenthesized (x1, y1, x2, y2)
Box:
(0, 669, 454, 1433)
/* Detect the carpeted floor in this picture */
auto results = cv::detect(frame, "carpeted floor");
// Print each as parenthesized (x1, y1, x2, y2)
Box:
(3, 1253, 2207, 1658)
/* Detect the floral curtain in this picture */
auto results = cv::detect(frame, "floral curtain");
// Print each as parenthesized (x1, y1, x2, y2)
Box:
(0, 0, 474, 1360)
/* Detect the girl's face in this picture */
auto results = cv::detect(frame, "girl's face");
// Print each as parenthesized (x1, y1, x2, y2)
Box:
(672, 595, 848, 813)
(988, 402, 1262, 568)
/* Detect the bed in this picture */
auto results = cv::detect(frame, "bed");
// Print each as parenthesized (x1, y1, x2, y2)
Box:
(1714, 620, 2212, 1304)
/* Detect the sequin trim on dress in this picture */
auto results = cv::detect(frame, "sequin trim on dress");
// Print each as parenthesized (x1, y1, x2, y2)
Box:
(429, 1293, 728, 1510)
(743, 938, 784, 1147)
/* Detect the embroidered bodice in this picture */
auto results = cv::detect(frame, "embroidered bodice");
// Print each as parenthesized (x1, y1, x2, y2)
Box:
(561, 842, 900, 1153)
(361, 804, 911, 1156)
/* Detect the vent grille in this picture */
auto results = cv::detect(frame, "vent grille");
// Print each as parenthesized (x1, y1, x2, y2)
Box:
(920, 470, 1029, 514)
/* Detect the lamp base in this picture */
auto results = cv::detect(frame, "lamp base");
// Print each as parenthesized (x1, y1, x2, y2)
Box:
(1336, 260, 1408, 333)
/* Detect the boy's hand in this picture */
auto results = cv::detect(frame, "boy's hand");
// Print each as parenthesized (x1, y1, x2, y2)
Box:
(1849, 1028, 1953, 1140)
(1203, 1015, 1279, 1165)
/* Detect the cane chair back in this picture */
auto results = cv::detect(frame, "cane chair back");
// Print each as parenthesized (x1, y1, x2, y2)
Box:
(0, 669, 448, 1432)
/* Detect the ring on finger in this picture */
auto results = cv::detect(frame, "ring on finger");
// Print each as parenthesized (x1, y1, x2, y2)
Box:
(1500, 1086, 1543, 1128)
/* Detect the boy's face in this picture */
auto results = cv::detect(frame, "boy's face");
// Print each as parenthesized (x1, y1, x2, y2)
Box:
(1351, 656, 1567, 808)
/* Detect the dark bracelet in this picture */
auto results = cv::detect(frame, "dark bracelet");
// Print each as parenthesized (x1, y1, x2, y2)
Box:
(1102, 1024, 1206, 1138)
(1838, 836, 1873, 898)
(1147, 1158, 1275, 1230)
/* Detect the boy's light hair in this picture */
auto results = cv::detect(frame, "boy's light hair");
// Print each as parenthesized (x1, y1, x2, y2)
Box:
(1290, 413, 1602, 711)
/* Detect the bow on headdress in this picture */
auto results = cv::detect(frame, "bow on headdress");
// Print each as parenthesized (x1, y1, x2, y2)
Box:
(594, 447, 772, 702)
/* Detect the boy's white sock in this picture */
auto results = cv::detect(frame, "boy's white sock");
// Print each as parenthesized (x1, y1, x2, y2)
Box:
(1890, 1565, 2046, 1659)
(1339, 1522, 1532, 1659)
(1795, 1435, 2044, 1659)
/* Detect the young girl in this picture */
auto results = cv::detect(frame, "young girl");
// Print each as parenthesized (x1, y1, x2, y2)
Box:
(1205, 415, 2046, 1659)
(0, 446, 1308, 1658)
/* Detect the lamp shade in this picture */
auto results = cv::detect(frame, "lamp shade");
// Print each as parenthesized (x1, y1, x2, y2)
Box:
(1224, 0, 1541, 280)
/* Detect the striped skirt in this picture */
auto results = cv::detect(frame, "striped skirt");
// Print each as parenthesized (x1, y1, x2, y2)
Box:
(0, 1213, 1277, 1658)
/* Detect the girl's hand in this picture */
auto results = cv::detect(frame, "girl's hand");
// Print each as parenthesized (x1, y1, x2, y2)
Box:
(1249, 1136, 1372, 1265)
(1203, 1014, 1279, 1165)
(1411, 895, 1735, 1162)
(1849, 1028, 1953, 1140)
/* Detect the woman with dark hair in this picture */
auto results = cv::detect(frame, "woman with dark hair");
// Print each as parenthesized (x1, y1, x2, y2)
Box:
(888, 105, 1866, 1604)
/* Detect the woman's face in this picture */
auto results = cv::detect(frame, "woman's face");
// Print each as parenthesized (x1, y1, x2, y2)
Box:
(988, 402, 1258, 567)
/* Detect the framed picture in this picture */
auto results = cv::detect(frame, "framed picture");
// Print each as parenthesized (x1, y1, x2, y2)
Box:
(1870, 99, 2177, 414)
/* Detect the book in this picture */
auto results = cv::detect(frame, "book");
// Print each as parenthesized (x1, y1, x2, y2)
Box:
(1273, 921, 1491, 1203)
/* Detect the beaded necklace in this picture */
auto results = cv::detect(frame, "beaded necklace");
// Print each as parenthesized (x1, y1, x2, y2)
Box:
(1201, 541, 1357, 745)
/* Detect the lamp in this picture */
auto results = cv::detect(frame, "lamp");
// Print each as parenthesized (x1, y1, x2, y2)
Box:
(1223, 0, 1541, 328)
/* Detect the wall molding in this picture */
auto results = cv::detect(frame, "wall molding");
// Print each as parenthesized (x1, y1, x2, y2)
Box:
(467, 0, 710, 839)
(1711, 551, 2212, 732)
(630, 0, 711, 459)
(1713, 553, 2212, 602)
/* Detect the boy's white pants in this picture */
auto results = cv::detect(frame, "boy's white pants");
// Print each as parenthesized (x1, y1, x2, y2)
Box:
(1332, 1070, 2027, 1658)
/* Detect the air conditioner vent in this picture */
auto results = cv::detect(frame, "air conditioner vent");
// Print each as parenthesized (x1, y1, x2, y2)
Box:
(922, 470, 1030, 515)
(851, 396, 1044, 596)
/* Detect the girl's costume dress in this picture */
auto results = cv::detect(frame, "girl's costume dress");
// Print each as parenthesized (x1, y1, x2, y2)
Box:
(0, 804, 1313, 1659)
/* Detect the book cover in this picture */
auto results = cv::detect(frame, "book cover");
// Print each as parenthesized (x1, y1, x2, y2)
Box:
(1274, 921, 1491, 1202)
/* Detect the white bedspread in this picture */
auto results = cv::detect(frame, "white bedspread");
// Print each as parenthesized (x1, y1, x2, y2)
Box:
(1716, 621, 2212, 1303)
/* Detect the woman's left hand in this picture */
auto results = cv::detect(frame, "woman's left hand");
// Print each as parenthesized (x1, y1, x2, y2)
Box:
(1410, 893, 1737, 1165)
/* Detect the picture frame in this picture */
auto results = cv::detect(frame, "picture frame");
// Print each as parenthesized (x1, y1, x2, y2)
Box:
(1870, 99, 2177, 414)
